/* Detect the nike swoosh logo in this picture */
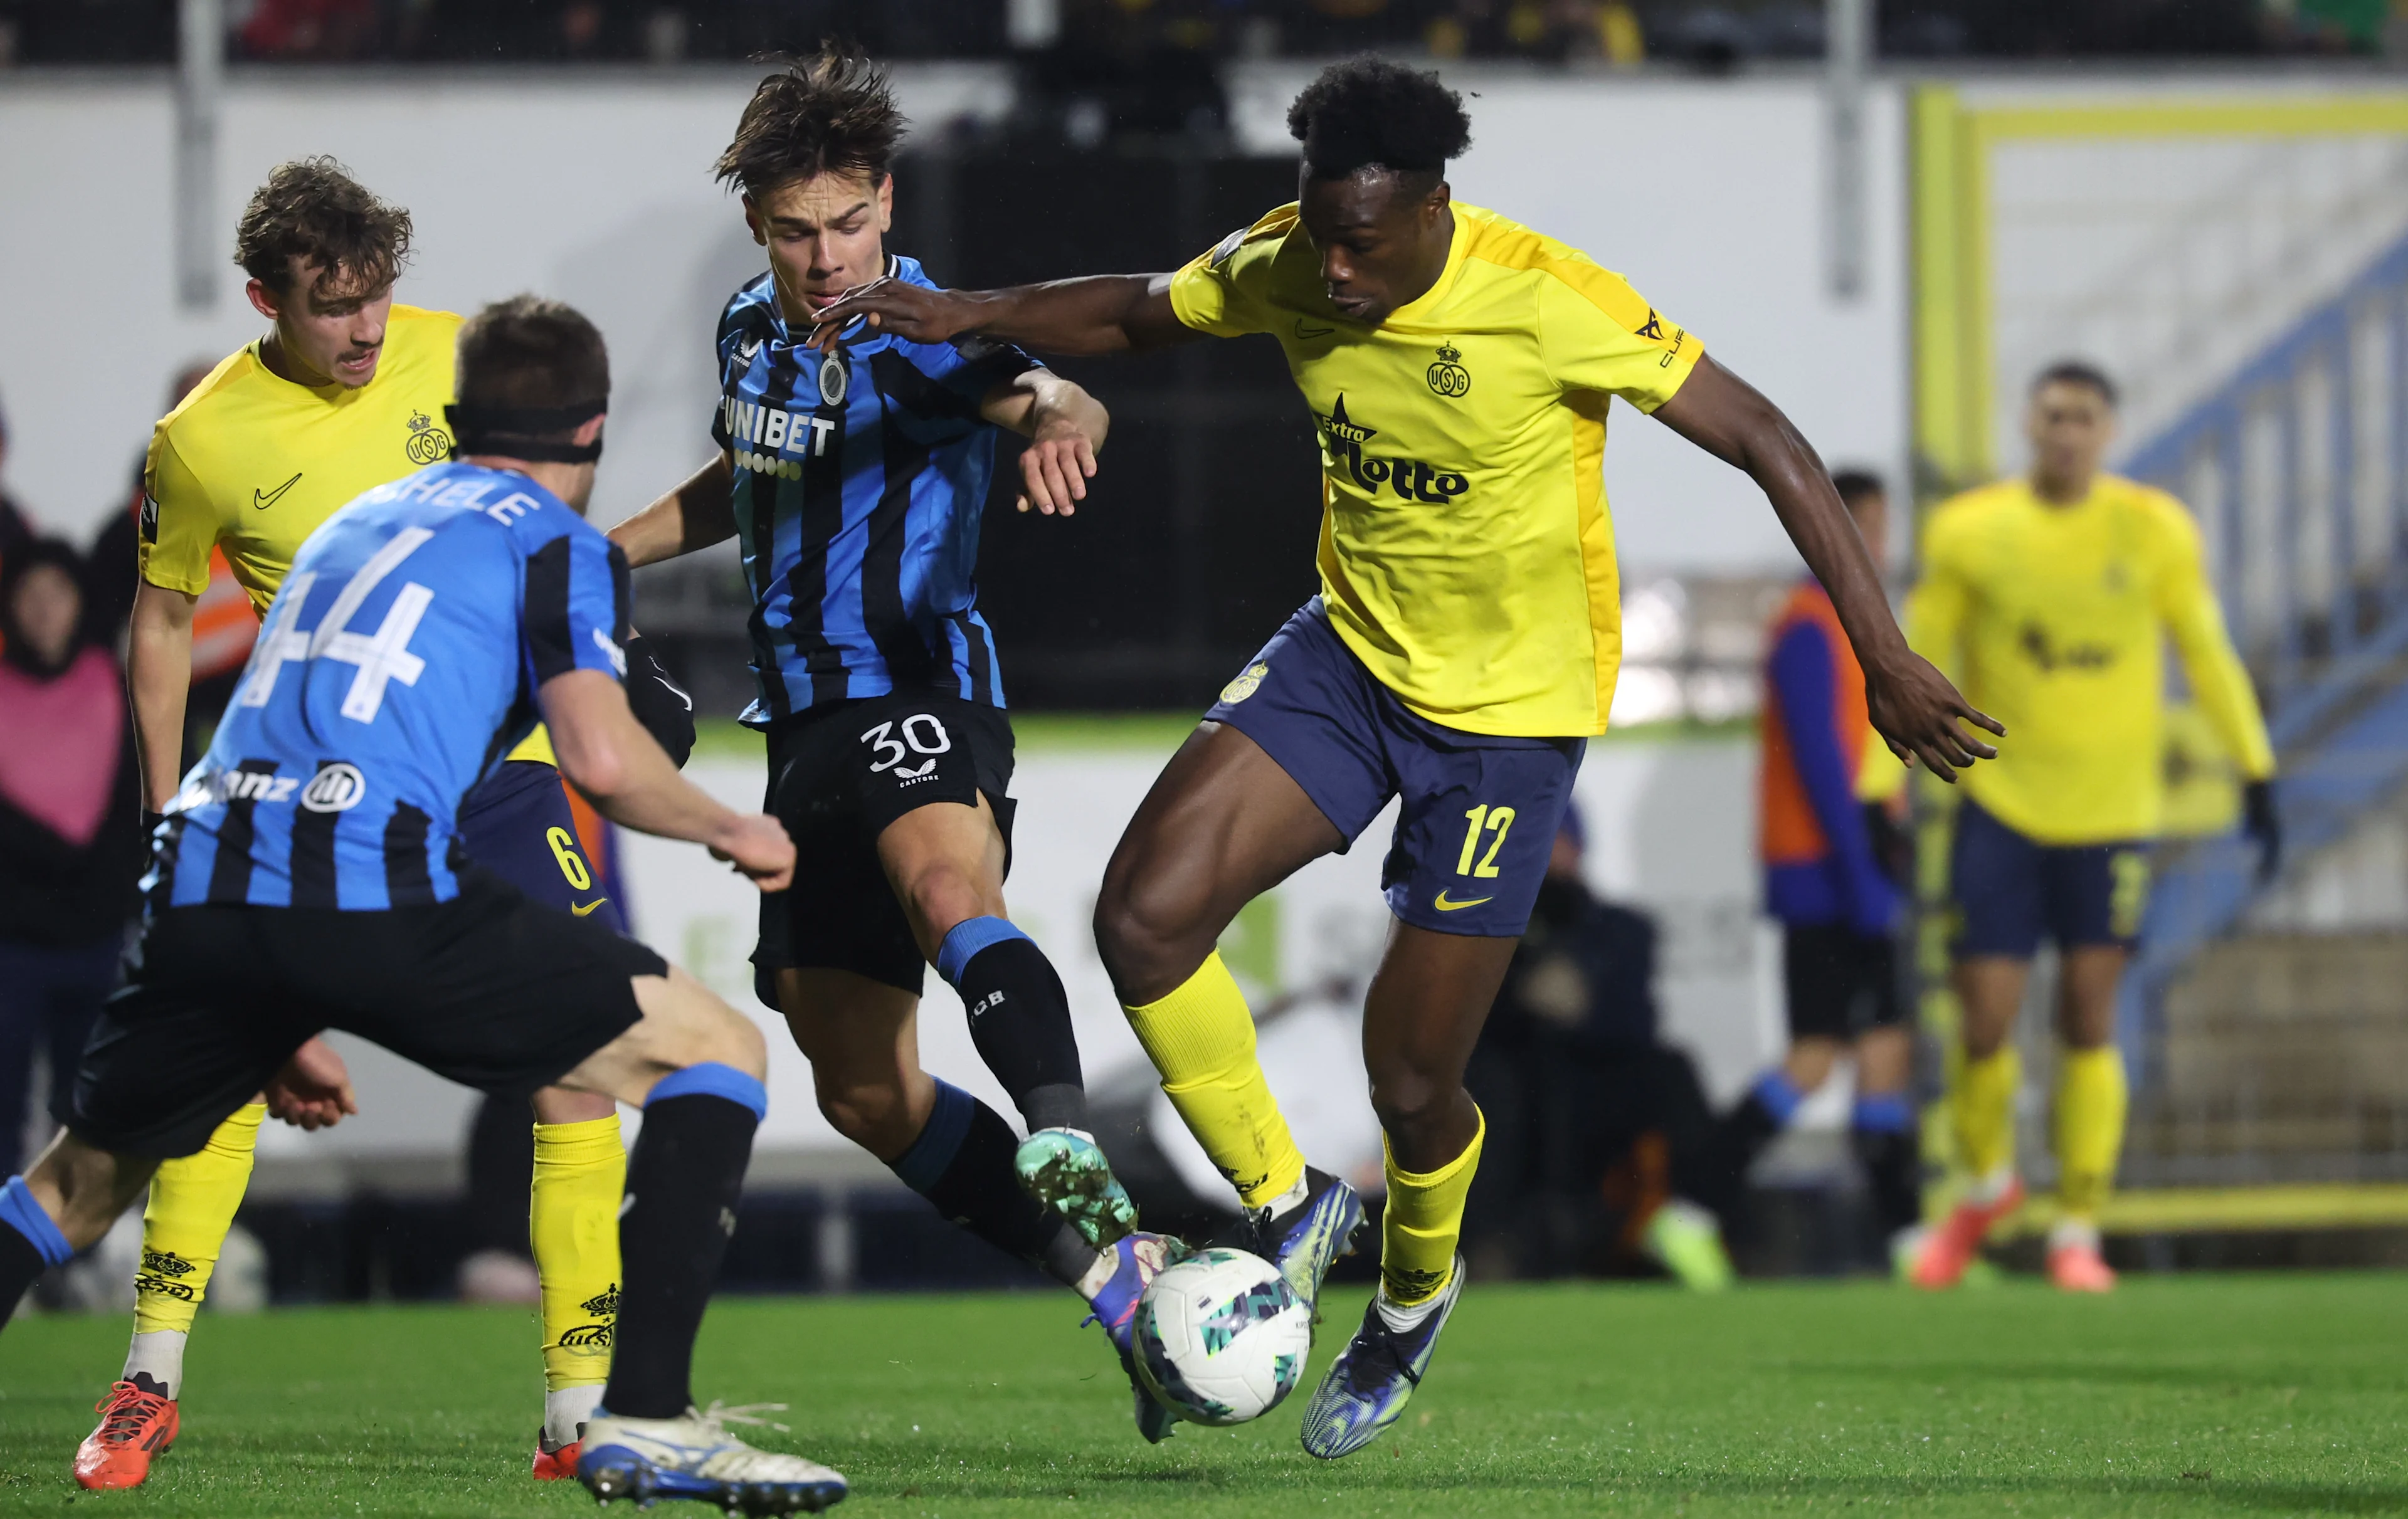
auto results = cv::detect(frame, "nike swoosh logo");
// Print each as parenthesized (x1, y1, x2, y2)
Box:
(1293, 318, 1334, 340)
(1432, 891, 1493, 912)
(253, 471, 302, 510)
(571, 899, 609, 917)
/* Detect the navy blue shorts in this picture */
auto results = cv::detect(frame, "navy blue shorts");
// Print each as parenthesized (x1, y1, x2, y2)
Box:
(457, 760, 626, 933)
(1948, 797, 2148, 959)
(1206, 600, 1585, 938)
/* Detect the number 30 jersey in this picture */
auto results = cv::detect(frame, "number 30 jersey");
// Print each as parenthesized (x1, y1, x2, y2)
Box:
(150, 461, 630, 911)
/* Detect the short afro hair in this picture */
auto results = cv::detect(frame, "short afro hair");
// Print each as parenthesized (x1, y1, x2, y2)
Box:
(1286, 56, 1471, 182)
(716, 46, 907, 199)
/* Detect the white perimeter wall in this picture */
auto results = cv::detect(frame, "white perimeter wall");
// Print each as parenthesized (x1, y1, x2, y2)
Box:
(0, 63, 1907, 575)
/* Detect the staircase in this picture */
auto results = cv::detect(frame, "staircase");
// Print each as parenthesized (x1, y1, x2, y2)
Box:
(2116, 228, 2408, 1180)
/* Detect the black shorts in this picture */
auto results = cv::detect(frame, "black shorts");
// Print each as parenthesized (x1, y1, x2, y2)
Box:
(1782, 922, 1904, 1041)
(752, 690, 1016, 1002)
(71, 867, 664, 1159)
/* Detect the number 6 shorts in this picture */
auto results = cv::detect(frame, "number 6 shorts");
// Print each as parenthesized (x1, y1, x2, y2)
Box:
(752, 690, 1017, 1002)
(1205, 597, 1586, 938)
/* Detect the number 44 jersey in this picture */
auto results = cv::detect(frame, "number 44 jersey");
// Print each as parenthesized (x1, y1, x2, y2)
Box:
(150, 461, 630, 912)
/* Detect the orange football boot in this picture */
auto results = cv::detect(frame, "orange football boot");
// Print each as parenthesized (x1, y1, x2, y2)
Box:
(75, 1379, 179, 1490)
(2047, 1238, 2118, 1293)
(531, 1435, 581, 1480)
(1910, 1176, 2025, 1290)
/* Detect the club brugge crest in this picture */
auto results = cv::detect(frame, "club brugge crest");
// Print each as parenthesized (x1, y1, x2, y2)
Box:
(405, 409, 452, 465)
(1426, 341, 1471, 399)
(818, 349, 849, 407)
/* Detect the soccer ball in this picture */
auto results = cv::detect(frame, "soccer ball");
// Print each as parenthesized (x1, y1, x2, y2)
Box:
(1131, 1247, 1313, 1426)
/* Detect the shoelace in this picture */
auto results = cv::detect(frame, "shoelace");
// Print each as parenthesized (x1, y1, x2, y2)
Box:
(93, 1384, 167, 1445)
(699, 1401, 791, 1436)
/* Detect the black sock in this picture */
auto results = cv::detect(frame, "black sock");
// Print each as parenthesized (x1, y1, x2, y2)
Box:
(1852, 1125, 1923, 1239)
(1696, 1090, 1785, 1222)
(937, 920, 1087, 1134)
(464, 1095, 536, 1258)
(0, 1175, 73, 1329)
(890, 1080, 1101, 1288)
(604, 1088, 758, 1421)
(0, 1224, 43, 1327)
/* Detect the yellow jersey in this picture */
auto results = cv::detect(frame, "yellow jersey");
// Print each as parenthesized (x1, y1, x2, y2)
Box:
(139, 304, 553, 767)
(1906, 473, 2274, 845)
(1170, 202, 1701, 737)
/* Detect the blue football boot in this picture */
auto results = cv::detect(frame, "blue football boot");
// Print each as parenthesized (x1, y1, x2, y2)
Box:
(1248, 1167, 1365, 1327)
(1083, 1232, 1186, 1443)
(578, 1404, 845, 1514)
(1015, 1128, 1140, 1249)
(1296, 1254, 1465, 1461)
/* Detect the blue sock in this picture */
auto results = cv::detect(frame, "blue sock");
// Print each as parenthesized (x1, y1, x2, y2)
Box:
(934, 917, 1086, 1133)
(648, 1061, 768, 1121)
(888, 1080, 1096, 1287)
(1852, 1091, 1914, 1136)
(1751, 1070, 1807, 1127)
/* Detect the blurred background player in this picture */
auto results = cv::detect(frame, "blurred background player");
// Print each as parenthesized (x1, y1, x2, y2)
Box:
(1906, 361, 2279, 1294)
(0, 295, 847, 1516)
(605, 49, 1175, 1437)
(94, 157, 690, 1488)
(1700, 470, 1921, 1275)
(1462, 806, 1731, 1291)
(812, 55, 1998, 1458)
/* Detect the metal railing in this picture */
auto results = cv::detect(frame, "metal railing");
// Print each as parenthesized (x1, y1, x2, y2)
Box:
(2120, 226, 2408, 1093)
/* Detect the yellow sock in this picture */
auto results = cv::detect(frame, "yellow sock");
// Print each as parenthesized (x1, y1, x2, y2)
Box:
(1123, 952, 1306, 1210)
(2055, 1044, 2127, 1223)
(1953, 1044, 2020, 1184)
(134, 1103, 265, 1336)
(1380, 1110, 1484, 1306)
(532, 1115, 625, 1393)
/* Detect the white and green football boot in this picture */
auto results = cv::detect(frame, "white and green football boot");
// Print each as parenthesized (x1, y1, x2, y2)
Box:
(1296, 1254, 1465, 1461)
(578, 1405, 846, 1515)
(1015, 1128, 1139, 1248)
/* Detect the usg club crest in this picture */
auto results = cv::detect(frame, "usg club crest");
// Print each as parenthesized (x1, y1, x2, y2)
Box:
(1426, 340, 1471, 398)
(300, 762, 367, 813)
(404, 409, 452, 465)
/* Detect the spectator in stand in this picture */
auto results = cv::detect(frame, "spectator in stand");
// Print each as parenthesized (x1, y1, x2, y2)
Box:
(0, 539, 142, 1179)
(1461, 806, 1735, 1290)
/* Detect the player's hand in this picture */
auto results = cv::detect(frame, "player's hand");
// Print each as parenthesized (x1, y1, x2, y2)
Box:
(2243, 778, 2281, 884)
(710, 812, 797, 893)
(1865, 649, 2003, 782)
(265, 1036, 359, 1131)
(807, 276, 974, 352)
(1016, 416, 1098, 516)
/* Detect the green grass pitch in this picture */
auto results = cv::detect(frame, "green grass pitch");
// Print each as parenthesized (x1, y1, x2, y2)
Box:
(1, 1275, 2402, 1516)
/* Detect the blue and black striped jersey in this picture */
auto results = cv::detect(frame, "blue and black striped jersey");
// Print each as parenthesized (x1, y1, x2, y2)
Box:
(712, 255, 1039, 726)
(148, 461, 629, 910)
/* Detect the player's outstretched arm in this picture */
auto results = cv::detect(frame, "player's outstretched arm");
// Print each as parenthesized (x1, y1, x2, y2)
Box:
(608, 450, 737, 570)
(981, 369, 1109, 516)
(127, 582, 200, 813)
(1652, 355, 2004, 780)
(809, 273, 1198, 357)
(539, 667, 795, 891)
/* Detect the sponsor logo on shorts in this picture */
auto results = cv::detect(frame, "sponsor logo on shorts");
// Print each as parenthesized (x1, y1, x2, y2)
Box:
(1220, 662, 1268, 704)
(571, 899, 610, 917)
(300, 762, 367, 813)
(1432, 890, 1494, 912)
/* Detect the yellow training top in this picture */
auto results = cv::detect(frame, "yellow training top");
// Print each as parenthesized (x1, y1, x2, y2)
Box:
(1907, 473, 2273, 845)
(140, 305, 553, 767)
(1170, 202, 1701, 737)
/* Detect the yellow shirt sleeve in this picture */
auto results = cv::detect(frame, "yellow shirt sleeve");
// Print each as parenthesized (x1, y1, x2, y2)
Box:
(505, 725, 557, 767)
(2152, 500, 2275, 780)
(1905, 514, 1970, 684)
(138, 426, 221, 597)
(1167, 207, 1294, 339)
(1533, 260, 1701, 411)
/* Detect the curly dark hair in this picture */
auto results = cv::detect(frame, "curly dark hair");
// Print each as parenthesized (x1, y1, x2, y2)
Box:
(716, 46, 907, 198)
(234, 156, 413, 299)
(1286, 56, 1472, 182)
